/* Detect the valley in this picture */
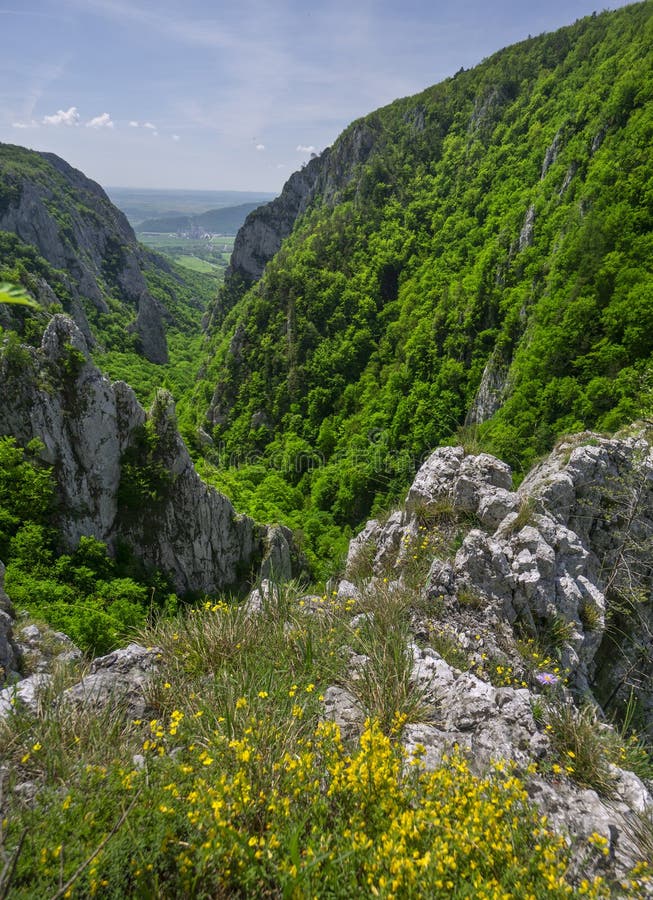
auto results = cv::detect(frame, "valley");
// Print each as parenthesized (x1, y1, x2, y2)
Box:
(137, 232, 235, 280)
(0, 2, 651, 895)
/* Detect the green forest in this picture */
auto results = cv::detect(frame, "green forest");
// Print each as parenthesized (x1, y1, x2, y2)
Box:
(1, 7, 653, 895)
(179, 3, 653, 571)
(1, 2, 653, 581)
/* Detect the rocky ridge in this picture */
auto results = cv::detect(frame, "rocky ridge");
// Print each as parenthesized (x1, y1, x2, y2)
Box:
(0, 314, 298, 594)
(0, 143, 170, 362)
(327, 434, 652, 882)
(228, 120, 377, 283)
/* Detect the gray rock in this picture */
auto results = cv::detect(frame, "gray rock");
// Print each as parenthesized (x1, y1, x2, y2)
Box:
(465, 355, 509, 426)
(0, 320, 301, 595)
(345, 512, 411, 579)
(405, 447, 512, 520)
(346, 651, 370, 681)
(519, 203, 535, 250)
(228, 123, 375, 284)
(133, 291, 169, 364)
(346, 438, 653, 734)
(405, 446, 465, 514)
(321, 686, 365, 742)
(260, 525, 296, 582)
(454, 530, 514, 614)
(0, 674, 52, 719)
(0, 561, 14, 617)
(541, 130, 562, 179)
(526, 776, 651, 880)
(336, 580, 362, 603)
(410, 644, 457, 696)
(0, 565, 19, 682)
(349, 613, 374, 631)
(244, 580, 278, 616)
(425, 558, 456, 599)
(403, 723, 472, 769)
(15, 621, 82, 675)
(63, 643, 162, 719)
(0, 150, 169, 361)
(477, 487, 520, 529)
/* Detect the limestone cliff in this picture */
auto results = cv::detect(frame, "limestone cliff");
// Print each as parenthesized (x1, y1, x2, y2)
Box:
(0, 315, 297, 593)
(0, 143, 169, 363)
(347, 433, 653, 737)
(228, 120, 377, 283)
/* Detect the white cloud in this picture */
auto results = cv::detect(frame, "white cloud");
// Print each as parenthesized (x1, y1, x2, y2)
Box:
(143, 121, 156, 129)
(43, 106, 79, 126)
(296, 144, 316, 154)
(12, 120, 37, 129)
(129, 120, 139, 127)
(256, 143, 265, 151)
(172, 134, 180, 141)
(86, 112, 114, 129)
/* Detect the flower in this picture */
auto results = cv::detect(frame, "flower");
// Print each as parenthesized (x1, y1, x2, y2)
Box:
(535, 672, 559, 686)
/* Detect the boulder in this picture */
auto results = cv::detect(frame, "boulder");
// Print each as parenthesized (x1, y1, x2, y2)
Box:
(0, 674, 51, 719)
(321, 686, 365, 742)
(63, 643, 162, 719)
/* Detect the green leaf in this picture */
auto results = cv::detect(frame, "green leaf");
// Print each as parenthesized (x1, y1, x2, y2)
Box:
(0, 282, 39, 309)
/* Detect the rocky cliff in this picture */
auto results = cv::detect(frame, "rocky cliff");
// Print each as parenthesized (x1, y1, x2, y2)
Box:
(228, 120, 377, 283)
(0, 143, 170, 362)
(347, 433, 653, 738)
(0, 315, 298, 593)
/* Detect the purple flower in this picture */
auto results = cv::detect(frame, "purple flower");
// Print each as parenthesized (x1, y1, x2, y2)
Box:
(536, 672, 559, 686)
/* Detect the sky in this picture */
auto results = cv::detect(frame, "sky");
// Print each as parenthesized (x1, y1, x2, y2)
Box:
(0, 0, 635, 193)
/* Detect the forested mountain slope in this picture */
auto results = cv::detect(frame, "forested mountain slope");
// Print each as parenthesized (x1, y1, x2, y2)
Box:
(199, 2, 653, 538)
(0, 144, 211, 366)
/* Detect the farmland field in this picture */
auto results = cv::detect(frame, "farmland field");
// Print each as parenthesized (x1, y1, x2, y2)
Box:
(139, 233, 235, 277)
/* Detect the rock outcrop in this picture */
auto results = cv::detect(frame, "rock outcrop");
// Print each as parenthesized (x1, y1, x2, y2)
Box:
(331, 435, 653, 881)
(14, 621, 82, 675)
(63, 643, 161, 720)
(228, 121, 377, 283)
(0, 142, 169, 362)
(0, 316, 298, 594)
(0, 562, 20, 683)
(346, 434, 653, 735)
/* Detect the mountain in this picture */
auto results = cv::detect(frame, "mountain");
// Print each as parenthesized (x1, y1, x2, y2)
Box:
(137, 202, 265, 235)
(1, 430, 652, 897)
(200, 2, 653, 537)
(105, 187, 277, 226)
(0, 8, 652, 893)
(0, 144, 210, 364)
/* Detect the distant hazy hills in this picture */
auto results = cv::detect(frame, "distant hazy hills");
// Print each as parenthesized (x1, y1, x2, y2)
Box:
(137, 202, 263, 235)
(105, 187, 276, 228)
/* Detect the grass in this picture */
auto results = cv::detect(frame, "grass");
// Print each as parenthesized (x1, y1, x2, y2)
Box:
(544, 700, 618, 797)
(503, 495, 538, 534)
(543, 697, 653, 798)
(175, 255, 221, 275)
(0, 580, 639, 898)
(347, 581, 431, 732)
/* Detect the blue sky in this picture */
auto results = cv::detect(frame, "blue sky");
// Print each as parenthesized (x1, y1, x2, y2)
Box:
(0, 0, 634, 192)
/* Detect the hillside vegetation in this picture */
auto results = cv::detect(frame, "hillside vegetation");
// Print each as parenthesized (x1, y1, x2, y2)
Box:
(0, 144, 217, 431)
(194, 3, 652, 564)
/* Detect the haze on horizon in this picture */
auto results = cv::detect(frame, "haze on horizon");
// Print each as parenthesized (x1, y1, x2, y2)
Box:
(0, 0, 634, 193)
